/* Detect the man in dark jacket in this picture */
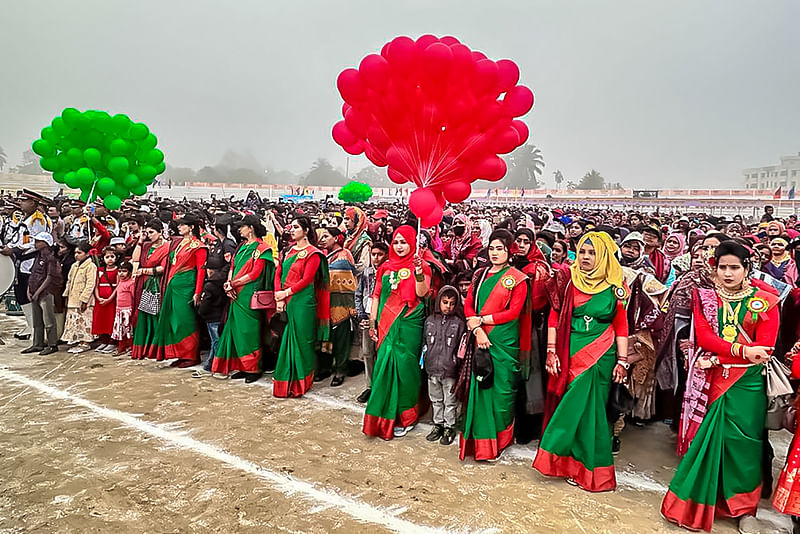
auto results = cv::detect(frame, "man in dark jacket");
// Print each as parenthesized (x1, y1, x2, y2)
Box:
(423, 285, 465, 445)
(193, 254, 228, 377)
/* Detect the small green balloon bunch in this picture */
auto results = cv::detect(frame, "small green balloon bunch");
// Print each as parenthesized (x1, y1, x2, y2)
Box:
(33, 107, 165, 210)
(338, 180, 373, 203)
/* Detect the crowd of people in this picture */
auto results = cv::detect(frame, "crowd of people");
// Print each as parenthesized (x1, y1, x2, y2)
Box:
(5, 187, 800, 532)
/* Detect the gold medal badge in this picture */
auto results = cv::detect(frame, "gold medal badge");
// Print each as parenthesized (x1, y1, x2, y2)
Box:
(614, 286, 629, 300)
(721, 324, 738, 343)
(397, 268, 411, 280)
(297, 249, 308, 259)
(747, 297, 767, 315)
(500, 274, 516, 290)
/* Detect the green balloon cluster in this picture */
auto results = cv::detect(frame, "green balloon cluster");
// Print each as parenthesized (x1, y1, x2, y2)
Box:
(338, 180, 373, 203)
(33, 107, 166, 210)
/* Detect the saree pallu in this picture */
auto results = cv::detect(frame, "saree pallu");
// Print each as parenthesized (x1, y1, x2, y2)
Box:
(132, 274, 161, 360)
(773, 420, 800, 515)
(273, 249, 328, 397)
(460, 267, 524, 461)
(662, 366, 765, 532)
(533, 287, 618, 492)
(213, 242, 272, 374)
(154, 269, 200, 362)
(363, 271, 424, 440)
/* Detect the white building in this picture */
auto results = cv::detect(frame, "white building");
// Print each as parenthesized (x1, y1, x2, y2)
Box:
(744, 152, 800, 190)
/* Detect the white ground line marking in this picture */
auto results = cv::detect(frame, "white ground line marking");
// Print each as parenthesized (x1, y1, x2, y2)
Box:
(0, 368, 453, 534)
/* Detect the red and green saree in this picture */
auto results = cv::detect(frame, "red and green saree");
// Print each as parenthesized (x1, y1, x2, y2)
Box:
(460, 266, 529, 461)
(273, 245, 330, 398)
(213, 240, 274, 375)
(131, 241, 169, 360)
(533, 284, 628, 491)
(154, 237, 207, 363)
(662, 287, 778, 532)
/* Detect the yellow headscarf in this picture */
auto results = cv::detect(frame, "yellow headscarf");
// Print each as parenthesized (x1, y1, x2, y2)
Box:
(570, 231, 624, 294)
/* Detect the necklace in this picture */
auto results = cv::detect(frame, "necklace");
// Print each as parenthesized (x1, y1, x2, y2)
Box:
(715, 280, 752, 302)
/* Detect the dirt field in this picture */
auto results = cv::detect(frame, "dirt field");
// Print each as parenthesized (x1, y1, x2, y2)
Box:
(0, 313, 793, 533)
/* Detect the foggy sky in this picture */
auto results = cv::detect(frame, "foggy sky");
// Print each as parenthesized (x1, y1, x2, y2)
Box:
(1, 0, 798, 188)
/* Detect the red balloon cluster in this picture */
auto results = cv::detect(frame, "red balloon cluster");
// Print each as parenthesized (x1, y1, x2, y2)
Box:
(333, 34, 533, 226)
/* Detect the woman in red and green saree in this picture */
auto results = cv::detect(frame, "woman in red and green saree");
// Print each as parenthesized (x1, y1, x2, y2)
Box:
(154, 216, 207, 368)
(273, 216, 330, 398)
(461, 229, 530, 461)
(773, 336, 800, 531)
(663, 240, 778, 532)
(533, 231, 629, 492)
(363, 225, 431, 440)
(131, 219, 170, 360)
(213, 215, 274, 382)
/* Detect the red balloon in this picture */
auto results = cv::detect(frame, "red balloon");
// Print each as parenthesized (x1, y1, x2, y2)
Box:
(496, 59, 520, 92)
(475, 155, 507, 181)
(409, 187, 438, 219)
(387, 168, 407, 184)
(477, 99, 502, 131)
(415, 34, 439, 54)
(342, 103, 351, 116)
(471, 50, 487, 61)
(510, 120, 529, 144)
(344, 107, 370, 139)
(364, 144, 387, 166)
(450, 44, 475, 77)
(421, 204, 444, 228)
(343, 140, 365, 155)
(442, 181, 471, 203)
(359, 54, 390, 90)
(492, 126, 521, 154)
(386, 36, 416, 71)
(440, 35, 460, 46)
(366, 125, 391, 150)
(423, 43, 453, 74)
(386, 146, 415, 177)
(337, 69, 365, 104)
(503, 85, 534, 117)
(474, 60, 499, 95)
(380, 41, 391, 58)
(332, 121, 358, 147)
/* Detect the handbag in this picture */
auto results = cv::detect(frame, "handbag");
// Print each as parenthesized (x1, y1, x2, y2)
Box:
(609, 382, 635, 413)
(250, 290, 276, 311)
(473, 347, 494, 389)
(138, 287, 160, 315)
(764, 357, 796, 431)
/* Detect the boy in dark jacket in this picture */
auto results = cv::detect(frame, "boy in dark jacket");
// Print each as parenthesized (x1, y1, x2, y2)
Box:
(193, 254, 228, 377)
(423, 285, 465, 445)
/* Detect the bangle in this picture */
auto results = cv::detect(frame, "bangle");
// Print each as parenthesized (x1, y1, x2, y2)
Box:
(731, 343, 743, 358)
(616, 360, 630, 370)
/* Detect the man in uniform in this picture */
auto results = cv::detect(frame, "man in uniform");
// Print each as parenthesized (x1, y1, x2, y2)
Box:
(1, 190, 53, 339)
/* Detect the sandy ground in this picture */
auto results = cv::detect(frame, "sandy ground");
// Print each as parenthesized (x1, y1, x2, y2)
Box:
(0, 313, 793, 534)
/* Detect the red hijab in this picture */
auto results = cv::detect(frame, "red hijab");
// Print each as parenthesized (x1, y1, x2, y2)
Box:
(379, 225, 431, 306)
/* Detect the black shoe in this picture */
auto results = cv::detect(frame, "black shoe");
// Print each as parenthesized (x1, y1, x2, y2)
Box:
(21, 345, 44, 354)
(314, 370, 332, 383)
(230, 372, 247, 380)
(330, 375, 345, 387)
(426, 424, 444, 442)
(14, 333, 30, 341)
(39, 346, 58, 355)
(440, 427, 457, 446)
(244, 373, 262, 384)
(356, 388, 371, 403)
(612, 437, 621, 455)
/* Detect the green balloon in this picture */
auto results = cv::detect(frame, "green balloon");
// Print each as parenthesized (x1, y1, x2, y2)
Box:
(154, 161, 166, 175)
(61, 108, 80, 127)
(41, 126, 58, 144)
(109, 139, 130, 156)
(123, 173, 140, 189)
(66, 147, 83, 167)
(85, 130, 103, 148)
(130, 183, 148, 196)
(64, 172, 79, 188)
(144, 149, 164, 166)
(103, 195, 122, 211)
(76, 167, 95, 188)
(108, 156, 129, 175)
(74, 112, 91, 131)
(51, 116, 70, 136)
(79, 189, 91, 203)
(83, 148, 102, 167)
(32, 139, 55, 157)
(52, 170, 67, 184)
(129, 123, 149, 141)
(39, 157, 60, 172)
(95, 177, 115, 196)
(111, 114, 132, 135)
(136, 165, 157, 182)
(141, 133, 158, 151)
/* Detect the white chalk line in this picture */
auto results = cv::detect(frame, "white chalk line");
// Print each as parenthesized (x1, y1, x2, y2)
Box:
(0, 367, 453, 534)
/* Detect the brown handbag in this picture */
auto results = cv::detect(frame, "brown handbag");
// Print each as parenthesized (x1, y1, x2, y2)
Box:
(250, 290, 276, 311)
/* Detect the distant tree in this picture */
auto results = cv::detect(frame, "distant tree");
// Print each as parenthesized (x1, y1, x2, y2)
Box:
(355, 165, 389, 186)
(503, 144, 545, 188)
(605, 181, 623, 190)
(0, 145, 6, 172)
(553, 170, 564, 190)
(13, 149, 44, 175)
(196, 166, 220, 182)
(164, 165, 196, 186)
(304, 157, 347, 186)
(566, 180, 577, 191)
(577, 169, 605, 190)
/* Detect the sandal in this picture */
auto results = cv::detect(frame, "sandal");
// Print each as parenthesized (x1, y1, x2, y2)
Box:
(330, 375, 345, 387)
